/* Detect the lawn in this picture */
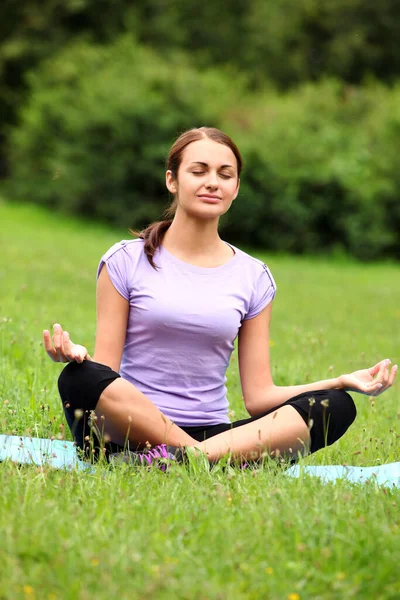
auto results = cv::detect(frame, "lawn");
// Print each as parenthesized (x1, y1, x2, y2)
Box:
(0, 199, 399, 600)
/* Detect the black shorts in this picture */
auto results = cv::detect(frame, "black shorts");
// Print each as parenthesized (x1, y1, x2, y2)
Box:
(58, 361, 357, 459)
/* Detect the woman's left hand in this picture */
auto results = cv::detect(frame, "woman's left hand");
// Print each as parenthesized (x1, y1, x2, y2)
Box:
(338, 359, 397, 396)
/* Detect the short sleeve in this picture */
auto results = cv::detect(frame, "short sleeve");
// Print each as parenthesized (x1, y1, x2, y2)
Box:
(97, 241, 131, 301)
(244, 264, 276, 320)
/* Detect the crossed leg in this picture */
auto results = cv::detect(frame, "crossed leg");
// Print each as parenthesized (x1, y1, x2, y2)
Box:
(195, 407, 310, 461)
(59, 361, 355, 463)
(93, 378, 310, 462)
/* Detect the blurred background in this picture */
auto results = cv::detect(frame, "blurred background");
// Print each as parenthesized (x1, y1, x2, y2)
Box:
(1, 0, 400, 260)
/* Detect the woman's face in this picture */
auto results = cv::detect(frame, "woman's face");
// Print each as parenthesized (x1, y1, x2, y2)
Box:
(166, 138, 240, 220)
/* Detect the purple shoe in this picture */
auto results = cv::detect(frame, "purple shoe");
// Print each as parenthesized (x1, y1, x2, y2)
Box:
(110, 444, 184, 470)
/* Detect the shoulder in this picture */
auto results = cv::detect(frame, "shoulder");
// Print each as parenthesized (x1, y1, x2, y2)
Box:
(101, 238, 145, 262)
(97, 238, 145, 280)
(227, 244, 277, 319)
(229, 243, 276, 285)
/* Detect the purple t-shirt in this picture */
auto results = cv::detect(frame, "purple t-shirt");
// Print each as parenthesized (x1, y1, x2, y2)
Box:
(97, 239, 276, 426)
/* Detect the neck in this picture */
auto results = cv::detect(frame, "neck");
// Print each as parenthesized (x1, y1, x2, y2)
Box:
(163, 212, 223, 257)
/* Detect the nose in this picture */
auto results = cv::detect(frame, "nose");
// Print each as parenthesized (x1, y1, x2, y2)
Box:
(205, 171, 219, 189)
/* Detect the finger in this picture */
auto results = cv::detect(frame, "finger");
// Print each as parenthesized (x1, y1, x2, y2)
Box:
(389, 364, 398, 386)
(54, 324, 70, 363)
(368, 359, 389, 377)
(43, 329, 58, 361)
(378, 363, 390, 389)
(381, 364, 398, 392)
(368, 363, 394, 395)
(365, 381, 383, 395)
(383, 363, 390, 386)
(63, 334, 87, 363)
(43, 329, 53, 352)
(62, 331, 76, 362)
(53, 323, 65, 361)
(374, 359, 390, 385)
(73, 344, 89, 363)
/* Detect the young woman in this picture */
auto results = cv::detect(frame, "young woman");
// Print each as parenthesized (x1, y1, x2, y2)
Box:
(43, 127, 397, 466)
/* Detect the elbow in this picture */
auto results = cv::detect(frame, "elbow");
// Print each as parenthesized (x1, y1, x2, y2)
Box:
(244, 386, 277, 417)
(244, 399, 264, 418)
(246, 407, 257, 418)
(246, 406, 264, 418)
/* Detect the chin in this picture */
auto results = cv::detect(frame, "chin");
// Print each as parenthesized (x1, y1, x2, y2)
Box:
(183, 206, 224, 221)
(196, 210, 226, 222)
(194, 202, 232, 219)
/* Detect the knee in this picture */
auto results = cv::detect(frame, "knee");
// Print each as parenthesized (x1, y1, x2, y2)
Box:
(305, 389, 357, 452)
(58, 360, 120, 413)
(324, 389, 357, 428)
(58, 361, 92, 405)
(58, 362, 75, 403)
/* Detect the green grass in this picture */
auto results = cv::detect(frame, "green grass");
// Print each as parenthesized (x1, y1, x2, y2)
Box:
(0, 199, 399, 600)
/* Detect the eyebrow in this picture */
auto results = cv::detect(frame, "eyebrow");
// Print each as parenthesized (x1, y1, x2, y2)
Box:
(189, 161, 235, 169)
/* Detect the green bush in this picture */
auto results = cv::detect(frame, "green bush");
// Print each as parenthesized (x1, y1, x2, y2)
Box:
(223, 81, 400, 259)
(6, 37, 245, 227)
(3, 0, 400, 180)
(6, 39, 400, 260)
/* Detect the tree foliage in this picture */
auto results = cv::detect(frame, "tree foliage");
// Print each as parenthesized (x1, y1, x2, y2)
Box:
(7, 38, 400, 259)
(6, 38, 244, 224)
(2, 0, 400, 165)
(2, 1, 400, 258)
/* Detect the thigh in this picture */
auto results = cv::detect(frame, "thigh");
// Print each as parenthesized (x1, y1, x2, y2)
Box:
(181, 412, 276, 442)
(181, 423, 235, 442)
(234, 389, 356, 453)
(183, 388, 356, 453)
(181, 403, 291, 442)
(181, 410, 284, 442)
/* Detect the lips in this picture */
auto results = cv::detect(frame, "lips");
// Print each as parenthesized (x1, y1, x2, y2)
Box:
(198, 195, 222, 202)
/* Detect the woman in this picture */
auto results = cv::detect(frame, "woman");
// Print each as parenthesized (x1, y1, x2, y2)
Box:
(43, 127, 397, 466)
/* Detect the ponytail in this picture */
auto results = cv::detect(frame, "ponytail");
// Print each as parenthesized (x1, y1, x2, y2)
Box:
(130, 219, 172, 270)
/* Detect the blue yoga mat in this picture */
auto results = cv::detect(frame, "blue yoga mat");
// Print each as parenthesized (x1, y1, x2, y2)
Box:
(1, 435, 399, 487)
(285, 462, 400, 487)
(0, 435, 89, 471)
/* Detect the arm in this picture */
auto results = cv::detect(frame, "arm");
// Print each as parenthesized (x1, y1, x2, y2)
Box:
(43, 265, 129, 372)
(92, 264, 129, 372)
(238, 303, 397, 417)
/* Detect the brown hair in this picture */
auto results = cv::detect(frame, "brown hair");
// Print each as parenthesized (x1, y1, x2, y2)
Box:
(131, 126, 242, 269)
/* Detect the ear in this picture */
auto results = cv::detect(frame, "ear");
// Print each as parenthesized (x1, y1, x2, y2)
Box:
(233, 178, 240, 200)
(166, 170, 178, 194)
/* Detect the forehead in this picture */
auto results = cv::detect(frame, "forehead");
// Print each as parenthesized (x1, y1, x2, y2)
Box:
(181, 138, 237, 169)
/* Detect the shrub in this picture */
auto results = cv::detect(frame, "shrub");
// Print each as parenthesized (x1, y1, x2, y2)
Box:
(7, 40, 400, 260)
(223, 80, 400, 259)
(7, 36, 245, 227)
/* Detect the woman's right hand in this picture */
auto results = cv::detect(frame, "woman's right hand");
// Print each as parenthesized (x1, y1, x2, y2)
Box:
(43, 323, 92, 363)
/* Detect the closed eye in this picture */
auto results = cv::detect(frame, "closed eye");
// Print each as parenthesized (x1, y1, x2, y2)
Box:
(192, 171, 232, 179)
